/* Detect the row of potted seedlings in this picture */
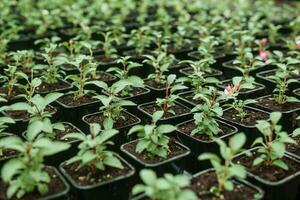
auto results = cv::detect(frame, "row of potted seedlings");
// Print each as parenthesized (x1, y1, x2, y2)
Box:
(0, 0, 300, 200)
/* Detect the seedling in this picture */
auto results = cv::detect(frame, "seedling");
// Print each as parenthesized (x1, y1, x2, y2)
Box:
(128, 111, 176, 158)
(63, 121, 123, 171)
(252, 112, 298, 170)
(199, 133, 247, 197)
(156, 74, 187, 115)
(132, 169, 197, 200)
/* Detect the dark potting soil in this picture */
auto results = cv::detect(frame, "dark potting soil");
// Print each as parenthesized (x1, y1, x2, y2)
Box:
(62, 161, 131, 186)
(117, 87, 148, 98)
(180, 93, 203, 105)
(37, 80, 70, 93)
(286, 135, 300, 157)
(167, 44, 193, 54)
(89, 71, 116, 82)
(84, 111, 139, 129)
(190, 171, 259, 200)
(57, 93, 98, 107)
(140, 103, 190, 119)
(256, 96, 300, 112)
(190, 51, 224, 60)
(123, 139, 187, 164)
(144, 79, 166, 90)
(177, 120, 234, 142)
(170, 62, 189, 69)
(5, 106, 56, 121)
(0, 167, 66, 200)
(94, 54, 117, 63)
(0, 87, 22, 100)
(54, 123, 81, 142)
(222, 108, 269, 127)
(234, 150, 300, 182)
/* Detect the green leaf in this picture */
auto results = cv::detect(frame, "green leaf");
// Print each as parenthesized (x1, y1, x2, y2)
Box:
(273, 159, 288, 170)
(167, 74, 176, 84)
(229, 164, 246, 179)
(271, 142, 285, 158)
(103, 155, 123, 169)
(253, 156, 265, 166)
(1, 159, 24, 182)
(292, 128, 300, 137)
(128, 125, 144, 135)
(270, 112, 281, 124)
(140, 169, 157, 186)
(224, 180, 234, 191)
(26, 120, 44, 141)
(44, 92, 64, 105)
(157, 124, 176, 134)
(152, 111, 164, 122)
(229, 133, 246, 152)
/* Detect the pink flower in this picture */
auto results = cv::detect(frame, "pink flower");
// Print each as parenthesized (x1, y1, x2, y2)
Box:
(224, 83, 240, 95)
(259, 50, 270, 62)
(260, 38, 268, 46)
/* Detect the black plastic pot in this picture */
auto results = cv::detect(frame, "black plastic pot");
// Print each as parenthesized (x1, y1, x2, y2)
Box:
(190, 168, 265, 200)
(82, 110, 141, 150)
(21, 122, 84, 167)
(54, 94, 101, 127)
(59, 154, 135, 200)
(222, 60, 272, 79)
(217, 106, 270, 148)
(121, 139, 190, 176)
(217, 79, 267, 99)
(254, 95, 300, 132)
(235, 147, 300, 200)
(137, 101, 192, 125)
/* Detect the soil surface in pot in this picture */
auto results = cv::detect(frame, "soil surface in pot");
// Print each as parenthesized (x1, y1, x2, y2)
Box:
(84, 111, 139, 129)
(37, 80, 71, 93)
(88, 71, 116, 82)
(190, 171, 259, 200)
(57, 93, 98, 107)
(234, 150, 300, 182)
(54, 123, 82, 142)
(94, 54, 117, 63)
(0, 167, 67, 200)
(140, 103, 190, 119)
(177, 120, 234, 141)
(222, 108, 269, 126)
(256, 96, 300, 112)
(62, 161, 131, 186)
(116, 87, 148, 98)
(5, 106, 56, 121)
(0, 87, 23, 100)
(144, 79, 166, 90)
(287, 135, 300, 157)
(123, 139, 187, 164)
(180, 93, 203, 105)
